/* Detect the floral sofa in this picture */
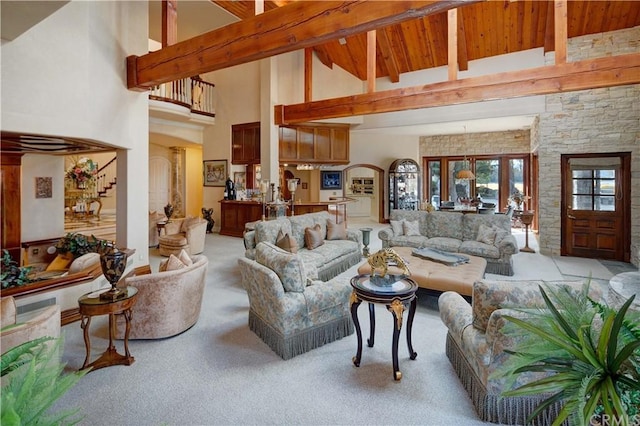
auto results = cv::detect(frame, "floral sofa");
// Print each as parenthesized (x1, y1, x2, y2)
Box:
(379, 210, 519, 275)
(238, 242, 354, 359)
(243, 211, 362, 281)
(438, 279, 602, 425)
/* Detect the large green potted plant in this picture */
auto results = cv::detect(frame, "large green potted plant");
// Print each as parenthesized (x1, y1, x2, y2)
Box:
(1, 336, 88, 425)
(497, 282, 640, 426)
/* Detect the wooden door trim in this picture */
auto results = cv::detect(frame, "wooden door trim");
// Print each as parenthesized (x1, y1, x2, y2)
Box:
(560, 152, 631, 261)
(342, 163, 384, 224)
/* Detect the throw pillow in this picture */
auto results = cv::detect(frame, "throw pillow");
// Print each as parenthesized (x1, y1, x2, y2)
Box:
(68, 252, 101, 274)
(326, 219, 347, 240)
(163, 254, 188, 272)
(403, 220, 421, 236)
(178, 249, 193, 267)
(492, 226, 510, 246)
(476, 224, 497, 245)
(45, 253, 73, 271)
(276, 230, 298, 254)
(390, 220, 404, 236)
(304, 224, 324, 250)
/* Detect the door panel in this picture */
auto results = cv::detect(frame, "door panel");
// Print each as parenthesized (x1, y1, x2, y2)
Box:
(562, 154, 630, 261)
(149, 157, 171, 213)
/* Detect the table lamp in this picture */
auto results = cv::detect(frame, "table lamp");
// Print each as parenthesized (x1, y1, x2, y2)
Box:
(287, 179, 298, 215)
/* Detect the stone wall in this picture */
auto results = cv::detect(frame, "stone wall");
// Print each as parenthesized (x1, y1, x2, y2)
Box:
(538, 26, 639, 265)
(419, 130, 531, 157)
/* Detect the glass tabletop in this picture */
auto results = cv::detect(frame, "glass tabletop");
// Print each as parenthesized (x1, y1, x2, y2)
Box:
(351, 274, 417, 296)
(78, 286, 138, 305)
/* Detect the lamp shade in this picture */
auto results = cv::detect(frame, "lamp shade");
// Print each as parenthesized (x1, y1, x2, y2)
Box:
(456, 169, 476, 180)
(287, 179, 298, 192)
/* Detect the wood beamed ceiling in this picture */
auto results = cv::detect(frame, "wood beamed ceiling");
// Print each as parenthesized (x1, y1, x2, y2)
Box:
(129, 1, 640, 124)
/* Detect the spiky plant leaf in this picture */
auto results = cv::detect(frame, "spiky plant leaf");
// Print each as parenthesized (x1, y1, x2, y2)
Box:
(495, 281, 640, 425)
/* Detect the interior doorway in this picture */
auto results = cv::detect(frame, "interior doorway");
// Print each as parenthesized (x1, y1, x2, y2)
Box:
(561, 152, 631, 262)
(149, 156, 171, 213)
(342, 164, 385, 223)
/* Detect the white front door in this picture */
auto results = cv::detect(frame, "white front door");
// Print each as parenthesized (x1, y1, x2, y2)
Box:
(149, 156, 171, 213)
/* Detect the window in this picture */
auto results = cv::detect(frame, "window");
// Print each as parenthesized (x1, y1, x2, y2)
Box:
(571, 168, 617, 211)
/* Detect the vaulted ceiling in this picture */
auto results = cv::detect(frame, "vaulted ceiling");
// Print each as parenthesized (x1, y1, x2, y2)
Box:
(210, 1, 640, 82)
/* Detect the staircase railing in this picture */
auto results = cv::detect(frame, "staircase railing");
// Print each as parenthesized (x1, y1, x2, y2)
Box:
(149, 75, 215, 118)
(96, 156, 117, 197)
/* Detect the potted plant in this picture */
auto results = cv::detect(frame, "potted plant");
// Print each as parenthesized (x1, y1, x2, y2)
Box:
(1, 336, 88, 425)
(55, 233, 110, 258)
(497, 282, 640, 425)
(0, 250, 33, 290)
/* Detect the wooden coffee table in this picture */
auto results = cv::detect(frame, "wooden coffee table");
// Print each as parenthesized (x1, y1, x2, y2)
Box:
(357, 246, 486, 297)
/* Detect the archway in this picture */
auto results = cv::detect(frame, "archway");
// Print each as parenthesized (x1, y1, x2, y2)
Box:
(342, 163, 385, 223)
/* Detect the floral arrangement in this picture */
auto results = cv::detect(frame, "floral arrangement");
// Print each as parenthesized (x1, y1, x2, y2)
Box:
(508, 190, 531, 210)
(421, 201, 435, 212)
(66, 157, 97, 186)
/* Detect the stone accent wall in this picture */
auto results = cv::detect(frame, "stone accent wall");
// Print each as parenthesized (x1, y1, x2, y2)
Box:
(419, 130, 530, 157)
(538, 26, 639, 266)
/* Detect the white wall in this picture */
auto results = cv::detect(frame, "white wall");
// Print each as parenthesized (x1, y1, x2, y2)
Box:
(1, 1, 149, 263)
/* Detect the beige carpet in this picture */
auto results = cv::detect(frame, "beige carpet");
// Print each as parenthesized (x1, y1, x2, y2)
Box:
(51, 218, 626, 425)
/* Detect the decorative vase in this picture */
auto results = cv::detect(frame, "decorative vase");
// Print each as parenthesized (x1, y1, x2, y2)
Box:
(76, 180, 87, 190)
(99, 251, 127, 301)
(164, 204, 174, 221)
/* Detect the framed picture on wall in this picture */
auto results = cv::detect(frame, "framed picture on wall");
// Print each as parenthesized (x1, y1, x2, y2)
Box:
(203, 160, 227, 187)
(234, 171, 246, 191)
(320, 171, 342, 190)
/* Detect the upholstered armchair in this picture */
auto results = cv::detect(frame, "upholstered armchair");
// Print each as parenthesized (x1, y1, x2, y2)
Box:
(237, 242, 354, 360)
(439, 279, 603, 424)
(158, 216, 207, 256)
(1, 296, 61, 352)
(115, 254, 208, 339)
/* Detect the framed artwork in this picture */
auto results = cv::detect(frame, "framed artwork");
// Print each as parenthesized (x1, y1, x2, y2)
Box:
(35, 177, 52, 198)
(301, 182, 308, 190)
(203, 160, 227, 187)
(321, 171, 342, 190)
(234, 171, 246, 191)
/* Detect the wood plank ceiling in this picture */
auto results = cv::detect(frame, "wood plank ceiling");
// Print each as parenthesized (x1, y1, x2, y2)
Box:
(212, 0, 640, 82)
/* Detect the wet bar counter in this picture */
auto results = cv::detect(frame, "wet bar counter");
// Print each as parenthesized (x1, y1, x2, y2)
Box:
(219, 198, 353, 237)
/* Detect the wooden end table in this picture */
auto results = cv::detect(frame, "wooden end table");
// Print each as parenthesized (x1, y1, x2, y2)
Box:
(78, 286, 138, 371)
(350, 274, 418, 381)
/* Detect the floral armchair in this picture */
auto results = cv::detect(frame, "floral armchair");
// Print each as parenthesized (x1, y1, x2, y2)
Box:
(237, 242, 354, 359)
(438, 279, 602, 424)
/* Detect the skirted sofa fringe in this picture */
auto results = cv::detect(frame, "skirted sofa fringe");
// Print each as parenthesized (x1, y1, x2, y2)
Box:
(445, 333, 566, 426)
(249, 309, 354, 360)
(317, 251, 362, 282)
(485, 260, 514, 276)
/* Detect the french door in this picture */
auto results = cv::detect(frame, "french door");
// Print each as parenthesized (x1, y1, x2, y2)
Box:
(561, 153, 631, 262)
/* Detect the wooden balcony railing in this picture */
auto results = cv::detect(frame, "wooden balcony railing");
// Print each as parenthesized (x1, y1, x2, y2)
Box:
(149, 76, 215, 118)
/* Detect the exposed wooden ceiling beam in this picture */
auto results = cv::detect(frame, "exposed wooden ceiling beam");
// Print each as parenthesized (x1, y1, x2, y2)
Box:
(447, 9, 458, 80)
(128, 0, 480, 90)
(456, 7, 468, 71)
(162, 0, 178, 47)
(377, 28, 400, 83)
(274, 53, 640, 124)
(366, 30, 376, 92)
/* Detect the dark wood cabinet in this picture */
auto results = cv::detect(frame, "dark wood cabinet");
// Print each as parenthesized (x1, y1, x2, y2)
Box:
(231, 122, 260, 165)
(219, 200, 263, 237)
(279, 123, 349, 164)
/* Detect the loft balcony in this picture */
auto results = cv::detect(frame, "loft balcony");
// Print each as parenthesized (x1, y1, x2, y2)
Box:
(149, 76, 215, 127)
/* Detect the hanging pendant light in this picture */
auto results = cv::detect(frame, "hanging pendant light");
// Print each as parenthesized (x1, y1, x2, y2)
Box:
(456, 156, 476, 180)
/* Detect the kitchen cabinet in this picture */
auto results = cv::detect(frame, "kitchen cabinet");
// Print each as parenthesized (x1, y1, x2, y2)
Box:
(232, 122, 260, 165)
(279, 123, 349, 164)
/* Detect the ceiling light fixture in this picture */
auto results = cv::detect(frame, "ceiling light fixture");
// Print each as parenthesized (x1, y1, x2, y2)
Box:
(338, 37, 347, 45)
(456, 156, 476, 180)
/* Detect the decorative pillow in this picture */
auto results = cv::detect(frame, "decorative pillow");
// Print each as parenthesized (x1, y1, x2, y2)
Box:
(255, 242, 306, 292)
(476, 224, 497, 245)
(403, 220, 421, 236)
(390, 220, 404, 236)
(161, 254, 188, 272)
(326, 219, 347, 240)
(492, 226, 511, 246)
(177, 249, 193, 267)
(45, 253, 73, 271)
(304, 224, 325, 250)
(276, 230, 298, 253)
(68, 252, 101, 274)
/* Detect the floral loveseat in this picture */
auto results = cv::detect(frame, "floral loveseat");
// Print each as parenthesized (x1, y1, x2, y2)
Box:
(238, 242, 354, 359)
(438, 279, 602, 424)
(379, 210, 518, 275)
(243, 211, 362, 281)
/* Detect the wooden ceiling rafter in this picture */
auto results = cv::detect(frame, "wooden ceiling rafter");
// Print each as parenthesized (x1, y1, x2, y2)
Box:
(127, 0, 479, 90)
(274, 52, 640, 124)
